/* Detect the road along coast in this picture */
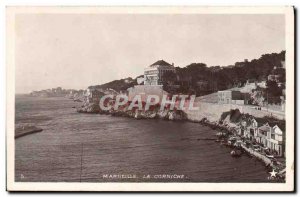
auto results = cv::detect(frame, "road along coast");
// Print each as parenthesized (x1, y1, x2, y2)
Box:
(76, 98, 286, 181)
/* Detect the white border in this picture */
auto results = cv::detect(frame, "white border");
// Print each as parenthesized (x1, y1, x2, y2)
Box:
(6, 6, 295, 192)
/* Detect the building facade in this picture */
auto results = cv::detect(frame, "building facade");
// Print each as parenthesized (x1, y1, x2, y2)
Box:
(256, 123, 284, 156)
(144, 60, 176, 85)
(237, 118, 284, 157)
(218, 90, 249, 105)
(267, 74, 280, 82)
(243, 118, 259, 140)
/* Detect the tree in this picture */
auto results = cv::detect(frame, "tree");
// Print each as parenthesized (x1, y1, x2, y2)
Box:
(163, 71, 177, 85)
(265, 80, 282, 104)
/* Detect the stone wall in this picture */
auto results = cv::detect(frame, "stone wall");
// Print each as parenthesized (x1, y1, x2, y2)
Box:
(128, 85, 168, 102)
(184, 101, 285, 122)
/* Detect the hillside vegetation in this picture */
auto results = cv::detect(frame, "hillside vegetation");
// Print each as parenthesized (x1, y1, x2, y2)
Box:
(89, 51, 285, 99)
(89, 77, 139, 92)
(164, 51, 285, 96)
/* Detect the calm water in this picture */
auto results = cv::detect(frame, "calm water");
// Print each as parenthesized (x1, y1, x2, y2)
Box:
(15, 95, 270, 182)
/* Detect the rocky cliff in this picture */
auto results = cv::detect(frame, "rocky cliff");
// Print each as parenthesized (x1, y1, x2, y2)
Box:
(77, 102, 187, 121)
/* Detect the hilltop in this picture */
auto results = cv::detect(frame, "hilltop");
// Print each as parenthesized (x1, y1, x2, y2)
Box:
(88, 77, 140, 92)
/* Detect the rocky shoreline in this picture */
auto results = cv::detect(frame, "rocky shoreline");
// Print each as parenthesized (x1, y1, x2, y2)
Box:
(76, 102, 187, 121)
(197, 118, 286, 182)
(76, 102, 285, 182)
(15, 125, 43, 139)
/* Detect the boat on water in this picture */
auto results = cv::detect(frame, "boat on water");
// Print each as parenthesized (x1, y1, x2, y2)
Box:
(227, 136, 238, 146)
(216, 132, 227, 137)
(231, 149, 242, 157)
(266, 154, 275, 159)
(234, 140, 243, 147)
(252, 144, 261, 152)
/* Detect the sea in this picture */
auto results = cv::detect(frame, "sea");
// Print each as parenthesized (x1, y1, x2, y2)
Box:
(15, 95, 270, 182)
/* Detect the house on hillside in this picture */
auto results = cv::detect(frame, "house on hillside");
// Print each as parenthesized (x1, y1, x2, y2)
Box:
(137, 77, 145, 85)
(243, 80, 258, 92)
(144, 60, 176, 85)
(268, 74, 280, 82)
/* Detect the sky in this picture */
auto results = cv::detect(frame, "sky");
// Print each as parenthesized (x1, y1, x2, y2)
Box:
(15, 14, 285, 93)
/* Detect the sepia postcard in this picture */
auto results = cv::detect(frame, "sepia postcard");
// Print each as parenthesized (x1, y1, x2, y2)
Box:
(6, 6, 294, 192)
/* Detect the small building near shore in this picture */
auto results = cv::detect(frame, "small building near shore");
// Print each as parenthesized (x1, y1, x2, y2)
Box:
(256, 123, 284, 157)
(218, 90, 250, 105)
(244, 118, 267, 140)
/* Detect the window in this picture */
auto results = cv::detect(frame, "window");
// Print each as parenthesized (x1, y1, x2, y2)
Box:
(271, 133, 275, 139)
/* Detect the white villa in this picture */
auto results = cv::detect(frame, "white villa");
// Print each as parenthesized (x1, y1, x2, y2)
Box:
(237, 117, 284, 157)
(144, 60, 176, 85)
(256, 123, 284, 156)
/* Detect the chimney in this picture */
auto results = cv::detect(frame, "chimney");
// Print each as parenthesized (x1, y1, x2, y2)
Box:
(172, 63, 174, 66)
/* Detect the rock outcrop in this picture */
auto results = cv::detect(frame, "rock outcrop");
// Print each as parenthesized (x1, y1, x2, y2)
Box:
(15, 125, 43, 139)
(76, 102, 187, 121)
(77, 103, 100, 114)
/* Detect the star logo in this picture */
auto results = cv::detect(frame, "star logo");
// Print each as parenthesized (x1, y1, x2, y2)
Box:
(269, 169, 278, 178)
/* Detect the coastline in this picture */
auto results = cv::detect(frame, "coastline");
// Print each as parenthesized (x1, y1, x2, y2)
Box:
(76, 100, 286, 182)
(14, 95, 284, 182)
(15, 125, 43, 139)
(17, 95, 285, 181)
